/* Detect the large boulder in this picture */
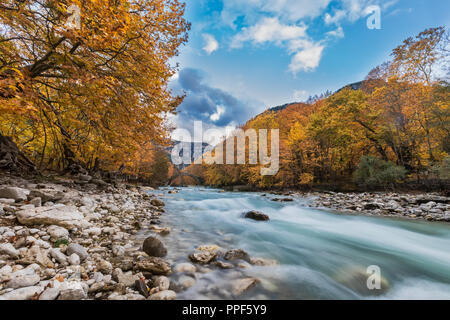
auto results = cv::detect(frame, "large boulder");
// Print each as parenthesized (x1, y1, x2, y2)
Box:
(244, 211, 270, 221)
(0, 187, 29, 202)
(17, 205, 90, 230)
(142, 236, 167, 257)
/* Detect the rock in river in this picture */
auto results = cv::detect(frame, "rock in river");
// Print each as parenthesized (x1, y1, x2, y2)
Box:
(231, 278, 260, 296)
(224, 249, 250, 262)
(189, 251, 218, 264)
(142, 236, 167, 257)
(136, 257, 171, 275)
(244, 210, 270, 221)
(173, 262, 196, 274)
(150, 199, 165, 207)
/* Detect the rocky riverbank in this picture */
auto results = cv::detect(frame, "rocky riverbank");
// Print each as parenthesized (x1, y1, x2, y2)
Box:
(0, 172, 177, 300)
(0, 174, 279, 300)
(294, 191, 450, 223)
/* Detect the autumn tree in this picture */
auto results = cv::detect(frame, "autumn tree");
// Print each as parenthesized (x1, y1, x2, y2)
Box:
(0, 0, 189, 174)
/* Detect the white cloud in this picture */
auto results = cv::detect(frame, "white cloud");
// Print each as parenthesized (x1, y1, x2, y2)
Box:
(210, 105, 225, 122)
(324, 10, 347, 25)
(231, 17, 307, 48)
(293, 90, 309, 102)
(223, 0, 397, 75)
(327, 26, 345, 38)
(231, 18, 324, 75)
(221, 0, 333, 27)
(289, 43, 325, 74)
(202, 34, 219, 55)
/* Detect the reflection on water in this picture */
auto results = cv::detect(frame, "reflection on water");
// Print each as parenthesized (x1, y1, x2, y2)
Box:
(141, 187, 450, 300)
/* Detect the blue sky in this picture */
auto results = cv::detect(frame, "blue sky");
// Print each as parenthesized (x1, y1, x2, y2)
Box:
(169, 0, 449, 136)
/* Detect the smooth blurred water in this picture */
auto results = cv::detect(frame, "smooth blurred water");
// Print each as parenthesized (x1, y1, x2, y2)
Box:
(148, 187, 450, 300)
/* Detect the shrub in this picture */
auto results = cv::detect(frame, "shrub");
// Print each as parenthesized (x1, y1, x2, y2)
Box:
(435, 156, 450, 180)
(353, 155, 407, 188)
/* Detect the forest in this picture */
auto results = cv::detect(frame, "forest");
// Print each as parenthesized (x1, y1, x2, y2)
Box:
(0, 2, 448, 190)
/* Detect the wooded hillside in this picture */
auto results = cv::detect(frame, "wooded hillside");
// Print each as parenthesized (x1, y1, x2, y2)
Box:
(186, 27, 449, 190)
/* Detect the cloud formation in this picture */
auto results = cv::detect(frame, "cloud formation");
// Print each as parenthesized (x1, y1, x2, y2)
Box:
(171, 68, 256, 133)
(219, 0, 399, 75)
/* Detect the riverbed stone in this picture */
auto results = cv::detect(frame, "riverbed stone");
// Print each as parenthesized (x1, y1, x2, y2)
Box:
(173, 262, 196, 274)
(0, 286, 43, 300)
(149, 290, 176, 300)
(49, 248, 69, 266)
(7, 273, 40, 289)
(39, 287, 60, 300)
(0, 243, 20, 259)
(66, 243, 89, 261)
(231, 278, 259, 296)
(150, 199, 165, 207)
(224, 249, 250, 262)
(58, 281, 88, 300)
(189, 251, 218, 264)
(333, 266, 390, 296)
(48, 225, 69, 241)
(17, 205, 90, 230)
(68, 253, 80, 266)
(154, 276, 170, 291)
(21, 246, 54, 268)
(0, 187, 29, 202)
(28, 189, 64, 203)
(136, 257, 171, 275)
(249, 257, 279, 266)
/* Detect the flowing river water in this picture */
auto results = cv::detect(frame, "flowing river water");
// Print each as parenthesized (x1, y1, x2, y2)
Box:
(143, 187, 450, 300)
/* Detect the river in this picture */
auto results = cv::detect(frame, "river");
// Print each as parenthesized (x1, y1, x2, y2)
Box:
(144, 187, 450, 300)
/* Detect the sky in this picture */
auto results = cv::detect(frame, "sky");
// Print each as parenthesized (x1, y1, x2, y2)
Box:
(169, 0, 450, 139)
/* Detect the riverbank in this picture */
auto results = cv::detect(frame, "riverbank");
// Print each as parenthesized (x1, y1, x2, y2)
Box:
(293, 191, 450, 223)
(0, 172, 179, 300)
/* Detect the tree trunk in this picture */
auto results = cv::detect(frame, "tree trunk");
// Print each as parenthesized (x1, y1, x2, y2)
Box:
(0, 133, 37, 173)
